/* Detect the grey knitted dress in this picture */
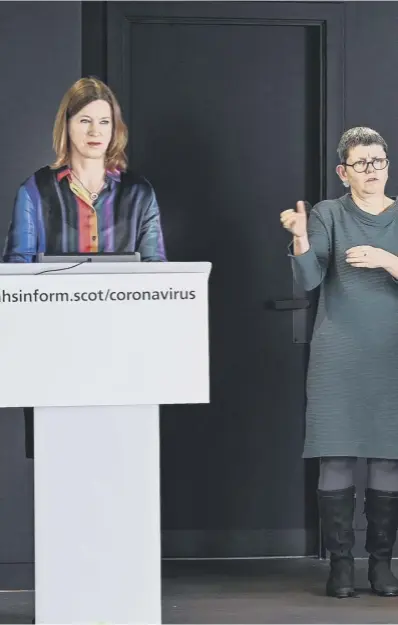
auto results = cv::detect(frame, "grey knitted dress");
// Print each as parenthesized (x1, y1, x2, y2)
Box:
(291, 193, 398, 459)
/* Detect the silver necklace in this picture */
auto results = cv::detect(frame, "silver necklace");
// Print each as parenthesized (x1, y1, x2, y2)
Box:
(71, 170, 105, 202)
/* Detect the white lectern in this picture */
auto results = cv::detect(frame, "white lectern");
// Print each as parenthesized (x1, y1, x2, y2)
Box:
(0, 261, 211, 625)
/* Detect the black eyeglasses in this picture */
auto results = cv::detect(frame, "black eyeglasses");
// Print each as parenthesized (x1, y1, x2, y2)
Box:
(343, 158, 389, 173)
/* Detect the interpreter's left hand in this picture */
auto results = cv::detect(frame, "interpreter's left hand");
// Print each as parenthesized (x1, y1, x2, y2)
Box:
(345, 245, 393, 269)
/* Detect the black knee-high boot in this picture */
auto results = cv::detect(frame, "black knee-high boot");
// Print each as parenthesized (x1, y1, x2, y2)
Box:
(318, 486, 356, 598)
(365, 488, 398, 596)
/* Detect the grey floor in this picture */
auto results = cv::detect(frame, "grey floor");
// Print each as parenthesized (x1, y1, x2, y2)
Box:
(162, 558, 398, 624)
(3, 559, 398, 624)
(0, 592, 33, 624)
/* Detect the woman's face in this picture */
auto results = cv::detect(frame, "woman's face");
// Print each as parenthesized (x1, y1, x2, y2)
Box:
(336, 143, 389, 196)
(68, 99, 113, 163)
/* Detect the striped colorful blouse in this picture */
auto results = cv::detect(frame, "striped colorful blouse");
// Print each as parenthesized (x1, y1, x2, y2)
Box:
(3, 165, 167, 262)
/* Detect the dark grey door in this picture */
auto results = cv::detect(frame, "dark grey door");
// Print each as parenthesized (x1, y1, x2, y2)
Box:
(102, 1, 344, 557)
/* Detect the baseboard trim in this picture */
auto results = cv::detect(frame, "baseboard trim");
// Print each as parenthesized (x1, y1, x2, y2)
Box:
(0, 530, 318, 588)
(161, 529, 318, 559)
(0, 563, 34, 590)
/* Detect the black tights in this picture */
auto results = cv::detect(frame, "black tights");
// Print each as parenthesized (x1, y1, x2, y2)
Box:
(319, 457, 398, 492)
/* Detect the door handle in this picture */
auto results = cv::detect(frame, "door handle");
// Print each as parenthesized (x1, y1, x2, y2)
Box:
(268, 298, 310, 311)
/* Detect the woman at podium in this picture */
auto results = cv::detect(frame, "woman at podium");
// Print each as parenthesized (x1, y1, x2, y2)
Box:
(3, 76, 166, 263)
(2, 76, 167, 458)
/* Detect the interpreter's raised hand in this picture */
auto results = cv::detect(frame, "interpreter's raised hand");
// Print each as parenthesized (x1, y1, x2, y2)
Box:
(280, 201, 308, 238)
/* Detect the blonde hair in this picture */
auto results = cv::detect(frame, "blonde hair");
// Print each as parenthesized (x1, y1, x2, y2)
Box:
(52, 77, 128, 172)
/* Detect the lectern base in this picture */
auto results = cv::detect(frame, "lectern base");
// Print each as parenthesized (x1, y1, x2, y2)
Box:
(33, 405, 161, 624)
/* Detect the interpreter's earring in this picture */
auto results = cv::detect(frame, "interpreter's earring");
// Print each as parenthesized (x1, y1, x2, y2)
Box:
(343, 181, 350, 188)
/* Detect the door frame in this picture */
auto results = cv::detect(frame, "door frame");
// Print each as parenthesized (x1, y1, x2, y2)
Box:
(81, 0, 345, 559)
(82, 0, 345, 203)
